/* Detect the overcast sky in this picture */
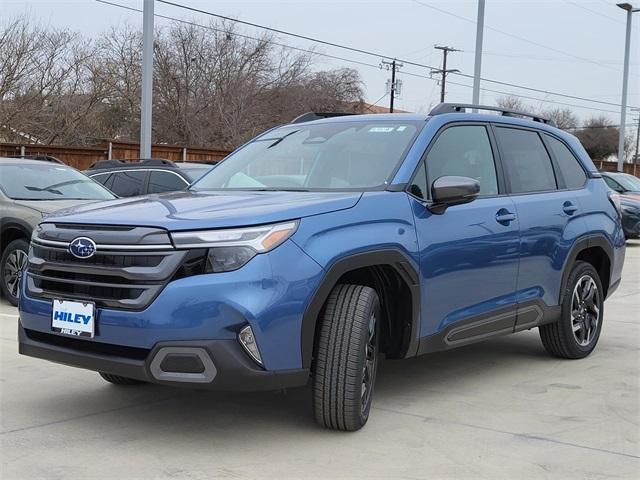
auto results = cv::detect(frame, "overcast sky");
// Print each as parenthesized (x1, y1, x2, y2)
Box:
(4, 0, 639, 127)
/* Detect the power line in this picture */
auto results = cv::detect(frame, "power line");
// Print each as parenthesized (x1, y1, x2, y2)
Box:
(411, 0, 631, 76)
(95, 0, 639, 115)
(563, 0, 626, 25)
(153, 0, 639, 111)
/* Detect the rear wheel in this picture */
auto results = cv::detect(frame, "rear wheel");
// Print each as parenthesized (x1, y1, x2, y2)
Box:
(539, 261, 603, 359)
(1, 239, 29, 306)
(312, 284, 380, 431)
(99, 372, 145, 385)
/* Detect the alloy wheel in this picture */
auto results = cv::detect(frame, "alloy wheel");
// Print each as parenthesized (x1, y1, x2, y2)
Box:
(4, 249, 28, 299)
(571, 274, 600, 347)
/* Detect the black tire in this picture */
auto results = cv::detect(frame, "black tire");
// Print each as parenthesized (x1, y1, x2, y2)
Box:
(99, 372, 145, 385)
(312, 284, 380, 431)
(0, 239, 29, 306)
(539, 261, 604, 359)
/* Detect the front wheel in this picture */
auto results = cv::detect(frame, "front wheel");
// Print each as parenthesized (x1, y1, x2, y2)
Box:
(539, 261, 604, 359)
(312, 284, 380, 431)
(1, 239, 29, 306)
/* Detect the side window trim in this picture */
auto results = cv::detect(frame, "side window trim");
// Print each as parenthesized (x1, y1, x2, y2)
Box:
(540, 133, 588, 190)
(406, 121, 505, 201)
(490, 124, 560, 195)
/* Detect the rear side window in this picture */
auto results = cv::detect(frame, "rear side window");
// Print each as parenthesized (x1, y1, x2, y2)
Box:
(91, 173, 112, 187)
(148, 171, 188, 193)
(110, 171, 146, 197)
(495, 127, 557, 193)
(544, 135, 587, 189)
(425, 125, 498, 196)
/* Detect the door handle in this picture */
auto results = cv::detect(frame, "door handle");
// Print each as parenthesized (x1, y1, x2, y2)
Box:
(496, 209, 516, 225)
(563, 202, 578, 215)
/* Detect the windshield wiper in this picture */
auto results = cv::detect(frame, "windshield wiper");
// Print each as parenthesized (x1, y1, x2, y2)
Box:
(24, 186, 63, 195)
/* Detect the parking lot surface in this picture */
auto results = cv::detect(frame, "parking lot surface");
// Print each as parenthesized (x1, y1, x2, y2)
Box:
(1, 242, 639, 479)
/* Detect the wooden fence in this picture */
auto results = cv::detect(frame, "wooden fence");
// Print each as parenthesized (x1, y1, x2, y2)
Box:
(0, 141, 232, 170)
(595, 161, 639, 177)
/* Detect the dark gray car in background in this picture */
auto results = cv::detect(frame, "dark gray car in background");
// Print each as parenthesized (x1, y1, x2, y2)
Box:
(0, 157, 116, 305)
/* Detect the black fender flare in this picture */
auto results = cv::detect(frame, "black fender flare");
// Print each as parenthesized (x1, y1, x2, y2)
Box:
(300, 249, 421, 369)
(1, 217, 33, 251)
(559, 234, 613, 303)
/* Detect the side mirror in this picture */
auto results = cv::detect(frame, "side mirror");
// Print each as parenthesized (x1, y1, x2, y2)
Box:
(429, 175, 480, 214)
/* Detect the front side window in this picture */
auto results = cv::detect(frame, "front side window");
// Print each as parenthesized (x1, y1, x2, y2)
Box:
(425, 125, 498, 196)
(0, 164, 115, 201)
(191, 121, 422, 191)
(544, 135, 586, 189)
(495, 127, 557, 193)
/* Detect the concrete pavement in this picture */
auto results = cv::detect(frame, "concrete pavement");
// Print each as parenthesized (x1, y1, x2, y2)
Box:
(1, 242, 639, 479)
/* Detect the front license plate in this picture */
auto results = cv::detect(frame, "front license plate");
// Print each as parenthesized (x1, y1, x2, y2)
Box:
(51, 299, 95, 338)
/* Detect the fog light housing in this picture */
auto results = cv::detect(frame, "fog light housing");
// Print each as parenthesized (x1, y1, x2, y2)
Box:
(238, 325, 263, 367)
(205, 246, 256, 272)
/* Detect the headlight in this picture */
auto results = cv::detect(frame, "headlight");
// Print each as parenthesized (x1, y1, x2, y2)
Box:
(171, 220, 299, 273)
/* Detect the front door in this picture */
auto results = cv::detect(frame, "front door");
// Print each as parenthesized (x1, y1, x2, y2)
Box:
(408, 123, 521, 345)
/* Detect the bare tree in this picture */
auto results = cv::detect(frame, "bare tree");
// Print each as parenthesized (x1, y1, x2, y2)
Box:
(0, 15, 363, 149)
(575, 116, 619, 160)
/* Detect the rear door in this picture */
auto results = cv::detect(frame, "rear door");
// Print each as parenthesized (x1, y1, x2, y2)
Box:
(493, 126, 588, 329)
(409, 123, 521, 342)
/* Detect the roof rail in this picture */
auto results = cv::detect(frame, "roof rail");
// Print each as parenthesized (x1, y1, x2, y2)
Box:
(87, 158, 177, 170)
(290, 112, 358, 124)
(9, 154, 65, 164)
(87, 159, 127, 169)
(429, 103, 555, 126)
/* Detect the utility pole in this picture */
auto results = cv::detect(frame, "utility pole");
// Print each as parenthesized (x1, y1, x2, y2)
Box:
(140, 0, 154, 159)
(633, 109, 640, 165)
(472, 0, 486, 110)
(431, 45, 460, 103)
(616, 3, 638, 171)
(381, 59, 403, 113)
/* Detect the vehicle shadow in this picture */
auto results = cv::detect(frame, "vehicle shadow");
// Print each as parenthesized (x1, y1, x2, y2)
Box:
(16, 331, 552, 437)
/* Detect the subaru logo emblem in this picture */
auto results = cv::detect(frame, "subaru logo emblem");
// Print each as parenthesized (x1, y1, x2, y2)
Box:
(69, 237, 96, 259)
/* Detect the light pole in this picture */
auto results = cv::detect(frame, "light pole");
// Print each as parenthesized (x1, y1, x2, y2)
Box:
(616, 3, 639, 172)
(140, 0, 154, 159)
(472, 0, 485, 110)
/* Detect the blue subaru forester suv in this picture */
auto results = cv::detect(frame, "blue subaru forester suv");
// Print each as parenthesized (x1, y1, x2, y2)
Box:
(19, 104, 625, 431)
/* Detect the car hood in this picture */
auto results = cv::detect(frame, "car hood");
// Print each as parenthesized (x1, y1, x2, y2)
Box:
(43, 190, 362, 230)
(16, 199, 101, 216)
(619, 193, 640, 209)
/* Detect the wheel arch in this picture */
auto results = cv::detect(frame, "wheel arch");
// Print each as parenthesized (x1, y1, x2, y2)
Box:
(300, 249, 421, 369)
(560, 235, 613, 303)
(1, 218, 32, 254)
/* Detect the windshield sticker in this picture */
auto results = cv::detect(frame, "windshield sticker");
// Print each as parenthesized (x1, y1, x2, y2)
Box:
(368, 127, 395, 133)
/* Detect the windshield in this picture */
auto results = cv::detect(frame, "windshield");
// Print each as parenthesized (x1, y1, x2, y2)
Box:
(610, 173, 640, 192)
(0, 164, 116, 200)
(191, 120, 422, 191)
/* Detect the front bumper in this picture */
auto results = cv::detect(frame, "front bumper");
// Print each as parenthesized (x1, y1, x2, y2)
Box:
(621, 210, 640, 238)
(19, 323, 309, 391)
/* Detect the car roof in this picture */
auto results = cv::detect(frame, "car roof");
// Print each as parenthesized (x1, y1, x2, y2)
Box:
(0, 157, 71, 167)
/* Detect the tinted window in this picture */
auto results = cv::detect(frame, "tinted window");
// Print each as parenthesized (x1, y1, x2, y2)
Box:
(425, 125, 498, 195)
(91, 173, 111, 186)
(148, 171, 188, 193)
(544, 135, 586, 189)
(496, 128, 557, 193)
(409, 161, 428, 199)
(110, 171, 146, 197)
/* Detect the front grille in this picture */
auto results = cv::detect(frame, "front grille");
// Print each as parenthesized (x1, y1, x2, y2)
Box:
(32, 245, 164, 268)
(26, 223, 190, 310)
